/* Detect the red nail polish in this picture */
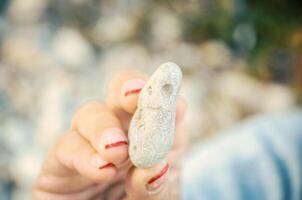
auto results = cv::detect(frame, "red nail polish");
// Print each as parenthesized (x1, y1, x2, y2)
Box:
(99, 163, 114, 170)
(124, 88, 142, 97)
(105, 141, 128, 149)
(148, 164, 169, 185)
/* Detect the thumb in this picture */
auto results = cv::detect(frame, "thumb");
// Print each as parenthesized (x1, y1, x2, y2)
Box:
(124, 160, 170, 200)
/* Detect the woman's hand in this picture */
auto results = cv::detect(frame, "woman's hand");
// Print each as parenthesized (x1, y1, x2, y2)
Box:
(32, 70, 187, 200)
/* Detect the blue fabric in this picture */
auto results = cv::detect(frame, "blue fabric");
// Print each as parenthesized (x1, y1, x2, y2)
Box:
(182, 110, 302, 200)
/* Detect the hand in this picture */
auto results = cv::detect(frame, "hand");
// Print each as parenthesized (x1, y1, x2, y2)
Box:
(32, 70, 187, 200)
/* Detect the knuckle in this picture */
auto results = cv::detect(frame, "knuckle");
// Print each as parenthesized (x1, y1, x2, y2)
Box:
(54, 131, 79, 167)
(71, 100, 107, 128)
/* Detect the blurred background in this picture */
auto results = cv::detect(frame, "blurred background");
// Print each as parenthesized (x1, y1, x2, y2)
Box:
(0, 0, 301, 199)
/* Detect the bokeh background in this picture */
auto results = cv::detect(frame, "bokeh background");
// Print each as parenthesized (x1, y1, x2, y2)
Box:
(0, 0, 301, 199)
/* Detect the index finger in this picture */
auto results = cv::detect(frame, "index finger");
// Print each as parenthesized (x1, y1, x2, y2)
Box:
(106, 70, 148, 115)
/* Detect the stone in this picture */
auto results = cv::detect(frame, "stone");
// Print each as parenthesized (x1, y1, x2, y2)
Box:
(150, 9, 181, 49)
(93, 14, 138, 44)
(52, 28, 94, 69)
(199, 40, 232, 69)
(128, 62, 182, 168)
(8, 0, 47, 23)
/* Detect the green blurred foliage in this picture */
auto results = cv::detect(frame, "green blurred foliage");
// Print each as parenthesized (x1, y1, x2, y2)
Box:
(178, 0, 302, 97)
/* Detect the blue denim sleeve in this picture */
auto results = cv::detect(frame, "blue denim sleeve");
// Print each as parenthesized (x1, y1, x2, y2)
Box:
(181, 110, 302, 200)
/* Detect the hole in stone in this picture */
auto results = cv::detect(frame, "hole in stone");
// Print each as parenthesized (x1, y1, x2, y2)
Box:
(161, 84, 173, 96)
(138, 123, 145, 130)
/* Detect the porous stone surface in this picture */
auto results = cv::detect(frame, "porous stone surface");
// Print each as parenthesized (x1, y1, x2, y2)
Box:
(129, 62, 182, 168)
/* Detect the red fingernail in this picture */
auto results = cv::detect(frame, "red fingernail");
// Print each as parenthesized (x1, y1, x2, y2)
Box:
(105, 141, 128, 149)
(124, 88, 142, 96)
(101, 128, 128, 150)
(147, 164, 169, 185)
(121, 79, 145, 97)
(99, 163, 115, 170)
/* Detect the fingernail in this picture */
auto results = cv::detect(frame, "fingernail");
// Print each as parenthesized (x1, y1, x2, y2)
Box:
(121, 79, 145, 97)
(91, 154, 114, 169)
(101, 127, 128, 149)
(146, 164, 169, 191)
(99, 163, 115, 170)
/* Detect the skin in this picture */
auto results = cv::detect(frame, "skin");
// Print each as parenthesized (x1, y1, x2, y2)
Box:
(32, 70, 187, 200)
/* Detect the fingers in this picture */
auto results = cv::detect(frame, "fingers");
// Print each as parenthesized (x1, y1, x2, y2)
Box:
(71, 101, 129, 166)
(106, 70, 148, 114)
(35, 131, 116, 196)
(124, 160, 171, 200)
(33, 184, 107, 200)
(175, 97, 187, 124)
(173, 97, 187, 151)
(56, 131, 117, 183)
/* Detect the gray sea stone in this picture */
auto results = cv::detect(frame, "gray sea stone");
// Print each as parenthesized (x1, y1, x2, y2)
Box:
(129, 62, 182, 168)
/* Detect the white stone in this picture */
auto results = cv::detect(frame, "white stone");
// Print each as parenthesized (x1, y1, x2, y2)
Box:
(129, 62, 182, 168)
(150, 9, 181, 49)
(199, 40, 232, 69)
(8, 0, 47, 23)
(93, 14, 137, 44)
(52, 28, 93, 69)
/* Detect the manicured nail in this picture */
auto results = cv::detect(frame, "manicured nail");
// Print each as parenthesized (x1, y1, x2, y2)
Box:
(101, 127, 128, 149)
(121, 79, 145, 97)
(98, 163, 115, 170)
(91, 154, 114, 169)
(146, 164, 169, 191)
